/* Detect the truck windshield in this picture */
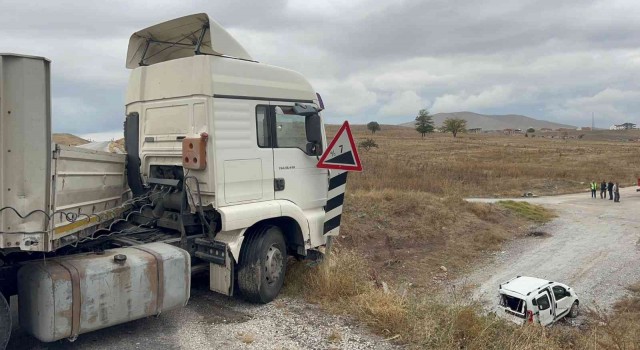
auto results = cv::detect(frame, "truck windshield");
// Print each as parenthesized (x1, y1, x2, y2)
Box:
(500, 293, 526, 316)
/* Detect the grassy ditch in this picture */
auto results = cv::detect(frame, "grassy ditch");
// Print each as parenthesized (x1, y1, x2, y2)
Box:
(497, 201, 557, 223)
(284, 250, 640, 349)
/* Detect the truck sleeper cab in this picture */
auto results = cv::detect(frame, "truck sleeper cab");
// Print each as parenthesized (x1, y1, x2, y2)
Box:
(498, 276, 580, 326)
(124, 13, 330, 302)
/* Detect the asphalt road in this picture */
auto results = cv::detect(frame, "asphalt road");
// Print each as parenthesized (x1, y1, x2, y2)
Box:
(465, 186, 640, 313)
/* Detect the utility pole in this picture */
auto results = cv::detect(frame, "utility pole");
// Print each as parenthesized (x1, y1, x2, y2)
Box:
(592, 112, 595, 130)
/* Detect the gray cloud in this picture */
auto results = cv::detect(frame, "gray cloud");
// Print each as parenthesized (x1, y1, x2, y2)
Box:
(1, 0, 640, 139)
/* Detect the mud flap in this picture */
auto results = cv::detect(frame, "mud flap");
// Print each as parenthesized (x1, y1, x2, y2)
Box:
(209, 250, 234, 296)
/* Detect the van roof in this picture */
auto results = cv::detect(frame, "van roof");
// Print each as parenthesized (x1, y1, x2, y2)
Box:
(500, 276, 551, 296)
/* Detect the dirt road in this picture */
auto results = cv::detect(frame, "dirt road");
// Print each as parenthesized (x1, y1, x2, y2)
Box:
(9, 277, 396, 350)
(465, 187, 640, 313)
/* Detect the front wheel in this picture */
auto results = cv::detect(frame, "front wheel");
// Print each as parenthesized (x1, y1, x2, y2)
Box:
(569, 301, 579, 318)
(0, 293, 11, 349)
(237, 225, 287, 303)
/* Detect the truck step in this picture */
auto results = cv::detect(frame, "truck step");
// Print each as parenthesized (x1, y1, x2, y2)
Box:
(194, 238, 227, 265)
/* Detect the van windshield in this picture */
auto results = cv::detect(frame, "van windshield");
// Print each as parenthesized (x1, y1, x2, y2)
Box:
(500, 293, 526, 317)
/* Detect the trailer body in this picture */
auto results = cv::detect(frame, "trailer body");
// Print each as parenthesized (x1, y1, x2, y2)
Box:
(0, 54, 128, 253)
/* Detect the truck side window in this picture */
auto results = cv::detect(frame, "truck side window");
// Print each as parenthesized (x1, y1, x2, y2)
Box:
(274, 106, 307, 152)
(256, 105, 270, 147)
(552, 286, 567, 300)
(536, 295, 550, 310)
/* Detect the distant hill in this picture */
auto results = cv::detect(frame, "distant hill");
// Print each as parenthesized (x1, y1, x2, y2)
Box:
(400, 112, 575, 131)
(52, 133, 90, 146)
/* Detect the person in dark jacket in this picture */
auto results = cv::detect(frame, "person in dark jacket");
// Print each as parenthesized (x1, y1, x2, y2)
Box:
(600, 180, 607, 199)
(614, 182, 620, 202)
(607, 181, 614, 200)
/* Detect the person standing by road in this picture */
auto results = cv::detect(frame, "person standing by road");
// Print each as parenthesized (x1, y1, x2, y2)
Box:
(608, 180, 614, 200)
(590, 181, 597, 198)
(600, 180, 607, 199)
(614, 182, 620, 202)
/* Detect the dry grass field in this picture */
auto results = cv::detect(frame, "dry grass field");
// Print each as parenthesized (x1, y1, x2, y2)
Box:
(337, 125, 640, 197)
(286, 125, 640, 349)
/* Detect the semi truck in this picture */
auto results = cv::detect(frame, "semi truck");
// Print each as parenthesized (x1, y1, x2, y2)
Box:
(0, 13, 336, 347)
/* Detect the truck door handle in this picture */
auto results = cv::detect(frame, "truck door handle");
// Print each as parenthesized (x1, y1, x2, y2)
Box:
(274, 178, 285, 191)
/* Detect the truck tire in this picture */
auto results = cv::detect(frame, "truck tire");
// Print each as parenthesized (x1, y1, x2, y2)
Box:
(237, 225, 287, 303)
(0, 293, 10, 349)
(569, 301, 579, 318)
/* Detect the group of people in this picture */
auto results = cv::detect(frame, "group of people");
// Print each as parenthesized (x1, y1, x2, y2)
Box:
(590, 180, 621, 202)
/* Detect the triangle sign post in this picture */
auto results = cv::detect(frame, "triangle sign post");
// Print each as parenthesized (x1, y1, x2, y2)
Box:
(318, 121, 362, 245)
(317, 121, 362, 171)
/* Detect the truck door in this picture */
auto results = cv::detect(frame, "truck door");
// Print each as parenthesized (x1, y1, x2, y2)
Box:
(270, 103, 328, 210)
(552, 284, 572, 317)
(535, 292, 555, 326)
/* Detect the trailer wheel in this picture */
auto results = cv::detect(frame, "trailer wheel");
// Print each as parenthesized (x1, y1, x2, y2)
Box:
(569, 301, 579, 318)
(237, 225, 287, 303)
(0, 293, 11, 349)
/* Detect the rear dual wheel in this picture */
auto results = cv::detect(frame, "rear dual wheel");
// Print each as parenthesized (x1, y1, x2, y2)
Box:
(237, 225, 287, 303)
(0, 293, 10, 349)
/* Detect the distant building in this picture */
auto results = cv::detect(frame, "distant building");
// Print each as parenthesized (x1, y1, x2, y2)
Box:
(503, 128, 514, 135)
(540, 128, 553, 132)
(557, 128, 573, 132)
(577, 127, 592, 131)
(468, 127, 482, 134)
(610, 123, 637, 130)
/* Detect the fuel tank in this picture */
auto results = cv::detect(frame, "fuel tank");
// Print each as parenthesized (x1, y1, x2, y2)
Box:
(17, 242, 190, 342)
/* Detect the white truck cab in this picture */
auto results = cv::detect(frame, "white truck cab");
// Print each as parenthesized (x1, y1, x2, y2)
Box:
(123, 13, 331, 302)
(498, 276, 580, 326)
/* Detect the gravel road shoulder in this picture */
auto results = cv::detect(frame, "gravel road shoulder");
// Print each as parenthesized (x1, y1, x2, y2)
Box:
(9, 277, 398, 350)
(464, 187, 640, 315)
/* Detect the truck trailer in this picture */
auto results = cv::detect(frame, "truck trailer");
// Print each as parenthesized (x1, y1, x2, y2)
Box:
(0, 13, 335, 347)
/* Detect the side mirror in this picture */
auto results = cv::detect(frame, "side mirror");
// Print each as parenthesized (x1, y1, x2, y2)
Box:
(305, 114, 323, 156)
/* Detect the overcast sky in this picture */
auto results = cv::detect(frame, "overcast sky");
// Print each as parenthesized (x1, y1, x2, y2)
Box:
(2, 0, 639, 140)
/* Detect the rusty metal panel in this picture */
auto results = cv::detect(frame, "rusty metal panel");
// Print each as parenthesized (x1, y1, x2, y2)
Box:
(17, 243, 190, 342)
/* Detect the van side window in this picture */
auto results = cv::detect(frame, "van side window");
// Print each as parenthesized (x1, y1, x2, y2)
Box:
(536, 295, 550, 310)
(552, 285, 568, 300)
(256, 105, 270, 147)
(274, 106, 307, 151)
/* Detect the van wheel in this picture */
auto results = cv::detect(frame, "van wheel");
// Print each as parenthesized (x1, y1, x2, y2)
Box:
(569, 301, 579, 318)
(0, 293, 11, 349)
(237, 225, 287, 303)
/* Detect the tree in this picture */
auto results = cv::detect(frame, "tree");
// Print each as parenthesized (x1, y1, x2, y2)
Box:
(441, 118, 467, 138)
(527, 127, 535, 133)
(359, 138, 379, 151)
(415, 109, 435, 138)
(367, 121, 381, 134)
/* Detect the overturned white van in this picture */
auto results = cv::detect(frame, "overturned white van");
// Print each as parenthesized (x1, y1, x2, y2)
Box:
(498, 276, 580, 326)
